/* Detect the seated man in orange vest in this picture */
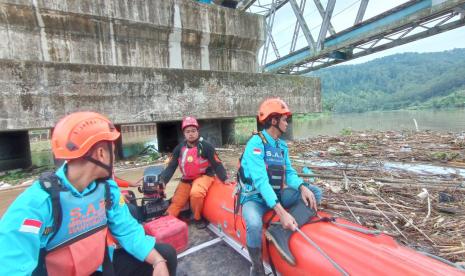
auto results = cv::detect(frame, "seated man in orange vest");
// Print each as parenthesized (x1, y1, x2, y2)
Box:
(160, 116, 230, 228)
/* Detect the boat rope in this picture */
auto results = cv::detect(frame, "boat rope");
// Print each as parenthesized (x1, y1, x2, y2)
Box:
(310, 216, 381, 235)
(419, 251, 465, 271)
(331, 221, 381, 235)
(296, 228, 350, 276)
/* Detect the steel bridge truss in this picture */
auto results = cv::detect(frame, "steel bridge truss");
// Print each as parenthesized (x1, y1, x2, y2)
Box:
(238, 0, 465, 74)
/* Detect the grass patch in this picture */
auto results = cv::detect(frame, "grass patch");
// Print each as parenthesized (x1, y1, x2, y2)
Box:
(30, 140, 52, 152)
(340, 128, 353, 136)
(0, 165, 54, 184)
(430, 151, 459, 161)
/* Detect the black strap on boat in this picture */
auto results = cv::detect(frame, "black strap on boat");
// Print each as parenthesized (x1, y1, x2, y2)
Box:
(265, 238, 278, 276)
(309, 216, 381, 235)
(307, 216, 336, 224)
(233, 201, 246, 234)
(264, 212, 278, 276)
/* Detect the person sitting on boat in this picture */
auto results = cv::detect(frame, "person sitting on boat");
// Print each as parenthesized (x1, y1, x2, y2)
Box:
(160, 116, 231, 228)
(0, 111, 177, 276)
(238, 98, 323, 275)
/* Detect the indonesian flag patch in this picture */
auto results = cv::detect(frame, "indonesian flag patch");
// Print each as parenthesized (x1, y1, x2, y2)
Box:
(19, 219, 42, 234)
(253, 148, 262, 155)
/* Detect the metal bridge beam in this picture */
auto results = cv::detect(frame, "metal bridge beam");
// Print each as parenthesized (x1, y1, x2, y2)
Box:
(355, 0, 370, 25)
(313, 0, 336, 35)
(290, 0, 307, 52)
(289, 0, 316, 50)
(316, 0, 336, 50)
(264, 0, 465, 74)
(299, 16, 465, 74)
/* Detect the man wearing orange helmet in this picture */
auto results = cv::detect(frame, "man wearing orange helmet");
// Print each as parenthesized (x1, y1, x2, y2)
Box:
(238, 98, 322, 275)
(0, 112, 176, 276)
(160, 116, 230, 228)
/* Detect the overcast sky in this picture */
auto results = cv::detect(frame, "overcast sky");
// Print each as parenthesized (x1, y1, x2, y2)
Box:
(255, 0, 465, 65)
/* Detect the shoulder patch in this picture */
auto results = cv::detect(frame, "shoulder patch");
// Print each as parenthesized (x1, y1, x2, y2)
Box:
(19, 219, 42, 234)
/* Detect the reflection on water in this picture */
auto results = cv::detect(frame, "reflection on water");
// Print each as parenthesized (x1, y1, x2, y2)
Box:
(293, 109, 465, 139)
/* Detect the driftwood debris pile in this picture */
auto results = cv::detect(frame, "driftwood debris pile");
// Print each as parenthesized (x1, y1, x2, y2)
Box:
(289, 130, 465, 263)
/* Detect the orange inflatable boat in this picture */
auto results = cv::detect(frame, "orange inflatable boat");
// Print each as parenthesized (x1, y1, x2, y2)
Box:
(203, 178, 464, 275)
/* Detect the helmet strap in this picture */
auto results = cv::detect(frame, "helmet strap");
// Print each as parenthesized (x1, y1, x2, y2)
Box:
(84, 142, 114, 180)
(272, 116, 285, 134)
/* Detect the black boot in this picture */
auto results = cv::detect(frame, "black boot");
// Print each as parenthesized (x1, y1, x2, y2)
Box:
(193, 217, 208, 229)
(265, 198, 316, 265)
(247, 246, 266, 276)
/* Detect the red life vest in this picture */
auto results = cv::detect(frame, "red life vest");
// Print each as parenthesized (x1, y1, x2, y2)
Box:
(178, 144, 210, 180)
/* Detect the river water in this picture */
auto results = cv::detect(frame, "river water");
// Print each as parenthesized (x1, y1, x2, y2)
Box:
(31, 109, 465, 167)
(292, 109, 465, 139)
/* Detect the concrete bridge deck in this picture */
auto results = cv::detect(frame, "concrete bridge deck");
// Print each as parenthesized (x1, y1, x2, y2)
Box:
(0, 0, 321, 170)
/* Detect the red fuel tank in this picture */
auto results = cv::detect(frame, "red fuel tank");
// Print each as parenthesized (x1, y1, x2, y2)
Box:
(144, 215, 189, 253)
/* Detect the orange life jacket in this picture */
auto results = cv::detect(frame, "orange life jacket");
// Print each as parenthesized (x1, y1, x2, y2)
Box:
(178, 144, 210, 180)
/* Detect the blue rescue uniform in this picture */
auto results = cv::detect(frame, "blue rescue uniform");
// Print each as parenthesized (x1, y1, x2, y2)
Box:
(240, 129, 322, 207)
(0, 164, 155, 275)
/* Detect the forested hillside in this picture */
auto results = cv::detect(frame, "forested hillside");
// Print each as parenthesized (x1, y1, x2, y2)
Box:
(310, 49, 465, 113)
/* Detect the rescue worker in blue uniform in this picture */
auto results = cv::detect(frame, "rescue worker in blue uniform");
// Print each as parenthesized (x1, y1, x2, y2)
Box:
(0, 112, 177, 276)
(239, 98, 323, 276)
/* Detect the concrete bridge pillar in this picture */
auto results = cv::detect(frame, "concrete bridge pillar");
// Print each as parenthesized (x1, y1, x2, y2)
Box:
(0, 131, 32, 171)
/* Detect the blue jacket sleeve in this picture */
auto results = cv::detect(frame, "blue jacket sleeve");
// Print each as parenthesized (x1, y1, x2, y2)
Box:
(106, 180, 155, 261)
(241, 136, 279, 208)
(0, 183, 53, 275)
(281, 142, 304, 190)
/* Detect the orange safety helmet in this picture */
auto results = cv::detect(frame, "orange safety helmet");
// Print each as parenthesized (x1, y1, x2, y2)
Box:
(257, 98, 292, 123)
(52, 112, 120, 159)
(182, 116, 199, 130)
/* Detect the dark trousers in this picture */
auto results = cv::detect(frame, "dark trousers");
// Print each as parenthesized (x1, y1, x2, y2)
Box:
(113, 243, 177, 276)
(91, 243, 177, 276)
